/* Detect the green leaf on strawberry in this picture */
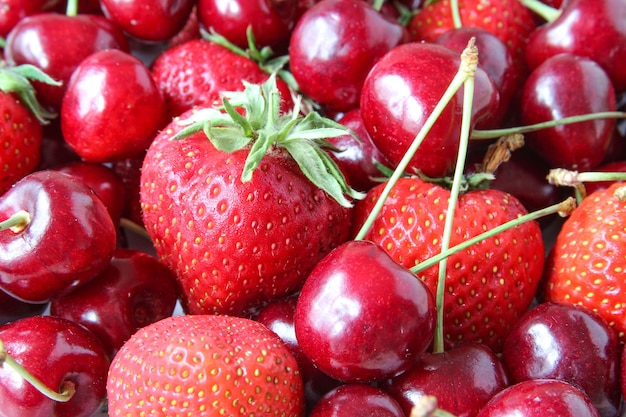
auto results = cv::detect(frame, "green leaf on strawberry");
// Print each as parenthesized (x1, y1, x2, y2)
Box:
(175, 74, 364, 208)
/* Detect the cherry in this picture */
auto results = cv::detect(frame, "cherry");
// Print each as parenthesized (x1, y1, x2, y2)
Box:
(502, 302, 621, 417)
(331, 108, 391, 192)
(293, 240, 436, 383)
(100, 0, 196, 42)
(0, 170, 117, 303)
(49, 248, 179, 358)
(289, 0, 407, 114)
(308, 384, 405, 417)
(197, 0, 299, 51)
(111, 151, 146, 226)
(525, 0, 626, 92)
(4, 12, 129, 111)
(0, 290, 47, 326)
(521, 53, 616, 171)
(0, 315, 110, 417)
(359, 42, 499, 177)
(61, 49, 168, 163)
(0, 0, 50, 38)
(476, 379, 601, 417)
(256, 294, 343, 409)
(54, 162, 127, 227)
(383, 342, 510, 417)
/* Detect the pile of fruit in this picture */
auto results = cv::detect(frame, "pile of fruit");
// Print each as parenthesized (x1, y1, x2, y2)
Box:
(0, 0, 625, 416)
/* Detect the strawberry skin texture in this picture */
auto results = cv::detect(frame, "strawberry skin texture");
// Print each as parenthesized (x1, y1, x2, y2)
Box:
(107, 314, 305, 417)
(140, 110, 352, 316)
(542, 183, 626, 344)
(151, 39, 293, 119)
(0, 92, 41, 195)
(352, 177, 545, 352)
(409, 0, 536, 66)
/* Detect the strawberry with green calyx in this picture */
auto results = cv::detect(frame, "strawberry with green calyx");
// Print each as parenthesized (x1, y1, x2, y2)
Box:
(140, 74, 364, 316)
(0, 63, 60, 195)
(541, 182, 626, 344)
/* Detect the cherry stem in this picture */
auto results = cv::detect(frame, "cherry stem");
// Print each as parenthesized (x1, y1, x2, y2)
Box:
(547, 168, 626, 203)
(66, 0, 78, 17)
(0, 210, 31, 233)
(471, 112, 626, 140)
(119, 217, 151, 240)
(0, 337, 76, 403)
(450, 0, 463, 28)
(517, 0, 562, 22)
(353, 40, 478, 240)
(410, 197, 576, 275)
(432, 40, 478, 354)
(371, 0, 385, 12)
(409, 395, 458, 417)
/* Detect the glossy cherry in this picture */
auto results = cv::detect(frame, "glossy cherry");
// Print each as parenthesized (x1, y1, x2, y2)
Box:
(309, 384, 405, 417)
(101, 0, 195, 42)
(54, 162, 127, 227)
(197, 0, 299, 50)
(476, 379, 600, 417)
(502, 302, 621, 417)
(4, 13, 129, 110)
(0, 170, 117, 303)
(0, 315, 110, 417)
(50, 248, 179, 358)
(0, 0, 50, 38)
(521, 53, 616, 171)
(293, 240, 436, 383)
(61, 49, 168, 163)
(360, 42, 499, 177)
(289, 0, 407, 113)
(384, 342, 509, 417)
(256, 294, 343, 409)
(331, 108, 390, 192)
(525, 0, 626, 92)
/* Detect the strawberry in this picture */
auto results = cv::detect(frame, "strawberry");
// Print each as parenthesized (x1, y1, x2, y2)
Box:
(541, 182, 626, 345)
(140, 76, 362, 316)
(107, 314, 305, 417)
(151, 37, 294, 120)
(0, 64, 59, 195)
(409, 0, 537, 67)
(351, 176, 545, 352)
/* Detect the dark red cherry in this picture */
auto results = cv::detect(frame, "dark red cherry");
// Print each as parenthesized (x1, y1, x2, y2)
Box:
(309, 384, 405, 417)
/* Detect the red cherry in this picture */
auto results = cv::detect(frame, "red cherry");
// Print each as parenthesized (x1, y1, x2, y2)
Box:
(100, 0, 195, 42)
(61, 49, 168, 163)
(5, 13, 129, 110)
(0, 170, 117, 303)
(294, 240, 436, 383)
(50, 248, 179, 358)
(309, 384, 405, 417)
(521, 53, 616, 171)
(0, 315, 110, 417)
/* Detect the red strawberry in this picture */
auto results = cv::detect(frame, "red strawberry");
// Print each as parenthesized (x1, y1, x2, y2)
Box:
(541, 182, 626, 344)
(351, 176, 545, 352)
(409, 0, 536, 67)
(140, 76, 361, 316)
(151, 38, 294, 119)
(107, 314, 305, 417)
(0, 64, 59, 195)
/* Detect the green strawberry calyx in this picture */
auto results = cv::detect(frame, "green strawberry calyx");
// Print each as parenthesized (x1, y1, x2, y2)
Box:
(0, 63, 62, 124)
(173, 74, 365, 208)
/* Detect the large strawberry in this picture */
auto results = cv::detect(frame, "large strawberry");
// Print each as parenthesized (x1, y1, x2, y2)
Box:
(541, 182, 626, 345)
(107, 314, 305, 417)
(351, 176, 545, 352)
(151, 37, 294, 119)
(140, 76, 362, 316)
(409, 0, 536, 67)
(0, 64, 59, 195)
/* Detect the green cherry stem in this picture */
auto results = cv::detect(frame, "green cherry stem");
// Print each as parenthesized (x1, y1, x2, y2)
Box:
(0, 210, 31, 233)
(119, 218, 151, 239)
(547, 168, 626, 204)
(431, 39, 478, 354)
(411, 197, 576, 275)
(371, 0, 385, 12)
(353, 40, 478, 240)
(409, 395, 459, 417)
(517, 0, 562, 22)
(66, 0, 78, 17)
(450, 0, 463, 28)
(471, 112, 626, 140)
(0, 337, 76, 402)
